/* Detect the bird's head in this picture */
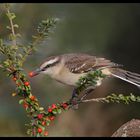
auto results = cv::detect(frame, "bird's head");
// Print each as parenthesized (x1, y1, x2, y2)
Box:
(29, 56, 60, 77)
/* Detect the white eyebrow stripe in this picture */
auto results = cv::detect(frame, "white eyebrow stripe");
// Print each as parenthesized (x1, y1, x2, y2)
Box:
(41, 57, 59, 69)
(46, 58, 59, 65)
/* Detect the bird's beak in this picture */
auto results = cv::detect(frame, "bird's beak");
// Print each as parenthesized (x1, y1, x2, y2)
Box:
(29, 68, 41, 77)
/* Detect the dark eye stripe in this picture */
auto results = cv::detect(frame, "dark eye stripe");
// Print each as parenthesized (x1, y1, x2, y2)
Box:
(45, 64, 51, 68)
(41, 60, 59, 71)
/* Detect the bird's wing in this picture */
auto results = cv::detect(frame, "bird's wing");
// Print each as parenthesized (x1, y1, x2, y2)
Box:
(64, 53, 119, 74)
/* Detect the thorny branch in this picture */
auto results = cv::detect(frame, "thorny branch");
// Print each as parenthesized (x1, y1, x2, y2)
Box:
(0, 4, 140, 137)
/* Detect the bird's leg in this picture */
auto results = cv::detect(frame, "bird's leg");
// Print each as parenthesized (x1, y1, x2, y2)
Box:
(80, 86, 95, 101)
(69, 88, 80, 110)
(72, 88, 79, 99)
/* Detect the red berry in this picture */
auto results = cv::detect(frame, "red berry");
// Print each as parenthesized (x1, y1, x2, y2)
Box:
(23, 103, 28, 108)
(12, 77, 17, 81)
(30, 95, 35, 101)
(48, 107, 52, 113)
(37, 127, 42, 133)
(44, 131, 48, 136)
(62, 103, 68, 109)
(37, 114, 43, 119)
(24, 81, 30, 86)
(49, 116, 55, 121)
(42, 121, 46, 126)
(52, 104, 57, 109)
(29, 72, 34, 77)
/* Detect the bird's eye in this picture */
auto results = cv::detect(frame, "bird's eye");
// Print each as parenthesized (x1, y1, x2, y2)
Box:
(42, 64, 51, 71)
(45, 64, 51, 68)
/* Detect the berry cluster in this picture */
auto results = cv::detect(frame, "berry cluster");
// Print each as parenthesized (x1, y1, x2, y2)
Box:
(12, 74, 69, 137)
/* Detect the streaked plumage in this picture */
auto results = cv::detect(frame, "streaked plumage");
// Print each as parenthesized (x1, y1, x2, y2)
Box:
(31, 53, 140, 88)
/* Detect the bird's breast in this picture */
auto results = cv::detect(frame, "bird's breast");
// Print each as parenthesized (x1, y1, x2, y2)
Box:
(51, 66, 85, 87)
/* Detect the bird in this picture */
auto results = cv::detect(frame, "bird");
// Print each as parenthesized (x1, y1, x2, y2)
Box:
(29, 53, 140, 108)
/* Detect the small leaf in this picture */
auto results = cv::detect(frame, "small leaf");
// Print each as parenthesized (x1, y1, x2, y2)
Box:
(19, 99, 24, 104)
(136, 96, 140, 102)
(18, 54, 23, 58)
(130, 94, 136, 101)
(39, 107, 44, 111)
(14, 24, 19, 28)
(52, 110, 57, 115)
(57, 108, 62, 114)
(10, 13, 16, 20)
(46, 122, 50, 126)
(16, 33, 21, 38)
(6, 26, 11, 30)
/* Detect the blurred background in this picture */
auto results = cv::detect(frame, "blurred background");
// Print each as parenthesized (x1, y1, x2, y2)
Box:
(0, 3, 140, 137)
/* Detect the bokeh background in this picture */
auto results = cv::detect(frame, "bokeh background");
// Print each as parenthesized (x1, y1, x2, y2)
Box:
(0, 3, 140, 137)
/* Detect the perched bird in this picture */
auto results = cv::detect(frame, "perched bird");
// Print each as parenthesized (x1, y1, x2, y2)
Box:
(29, 53, 140, 107)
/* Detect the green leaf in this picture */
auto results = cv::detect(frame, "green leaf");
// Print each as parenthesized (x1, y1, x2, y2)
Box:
(52, 110, 57, 115)
(36, 133, 41, 137)
(14, 24, 19, 28)
(11, 13, 16, 19)
(136, 96, 140, 102)
(130, 94, 136, 101)
(19, 99, 24, 104)
(46, 122, 50, 126)
(9, 33, 16, 41)
(38, 125, 45, 131)
(6, 26, 11, 30)
(39, 107, 44, 111)
(6, 12, 16, 20)
(18, 54, 23, 58)
(57, 108, 62, 114)
(16, 33, 21, 38)
(3, 60, 10, 66)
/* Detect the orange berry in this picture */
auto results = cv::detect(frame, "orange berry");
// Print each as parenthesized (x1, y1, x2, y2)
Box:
(30, 95, 35, 101)
(49, 116, 55, 121)
(29, 72, 34, 77)
(44, 131, 48, 136)
(52, 104, 57, 109)
(23, 103, 28, 108)
(48, 107, 52, 113)
(24, 81, 30, 86)
(62, 103, 68, 109)
(42, 121, 46, 126)
(37, 127, 42, 133)
(37, 114, 43, 119)
(12, 77, 17, 81)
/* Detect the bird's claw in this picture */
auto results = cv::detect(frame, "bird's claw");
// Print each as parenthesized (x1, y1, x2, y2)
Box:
(69, 96, 79, 110)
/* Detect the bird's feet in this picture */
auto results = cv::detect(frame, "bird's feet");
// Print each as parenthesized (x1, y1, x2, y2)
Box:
(69, 89, 79, 110)
(69, 96, 79, 110)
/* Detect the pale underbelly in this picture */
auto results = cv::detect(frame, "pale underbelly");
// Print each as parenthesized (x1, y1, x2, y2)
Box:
(53, 72, 86, 87)
(53, 72, 103, 87)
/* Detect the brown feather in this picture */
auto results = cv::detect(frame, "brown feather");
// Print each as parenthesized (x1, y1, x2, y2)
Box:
(62, 53, 120, 73)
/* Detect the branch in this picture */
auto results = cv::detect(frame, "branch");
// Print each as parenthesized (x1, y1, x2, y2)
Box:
(74, 93, 140, 106)
(21, 19, 58, 65)
(5, 4, 17, 47)
(0, 63, 12, 72)
(79, 97, 107, 103)
(1, 4, 140, 137)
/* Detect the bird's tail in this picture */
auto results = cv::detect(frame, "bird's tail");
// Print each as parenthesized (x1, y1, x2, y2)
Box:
(110, 68, 140, 88)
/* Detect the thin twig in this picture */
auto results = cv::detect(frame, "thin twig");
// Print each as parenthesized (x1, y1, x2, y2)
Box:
(0, 64, 12, 72)
(67, 97, 108, 110)
(6, 8, 17, 46)
(79, 97, 107, 103)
